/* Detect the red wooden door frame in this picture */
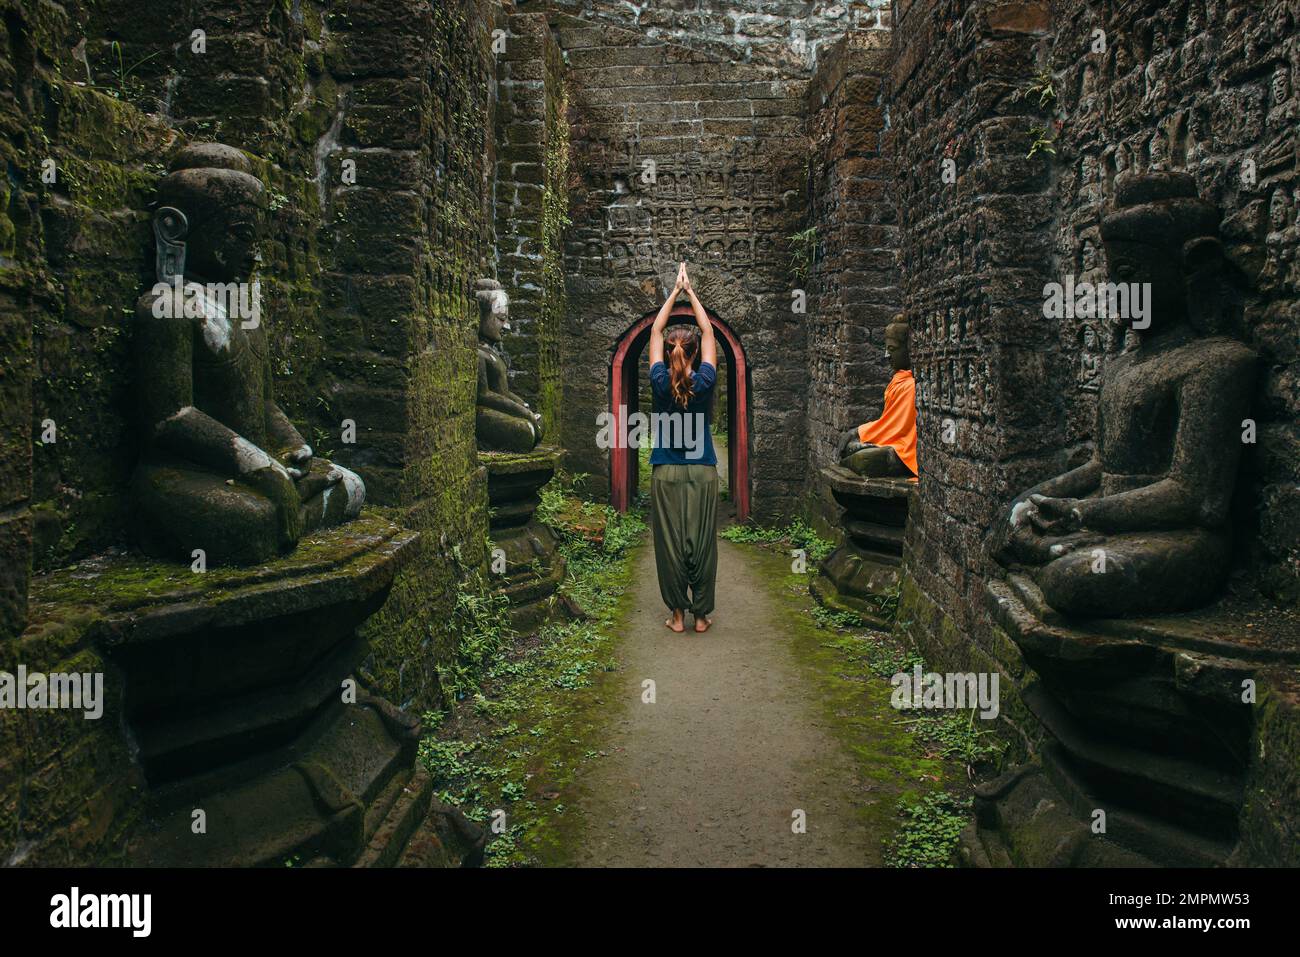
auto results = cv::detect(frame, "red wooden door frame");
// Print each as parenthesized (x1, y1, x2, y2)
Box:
(609, 305, 751, 521)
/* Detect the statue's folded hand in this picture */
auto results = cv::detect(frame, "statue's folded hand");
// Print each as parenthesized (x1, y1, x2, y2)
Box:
(281, 444, 313, 480)
(246, 461, 302, 547)
(1028, 494, 1083, 535)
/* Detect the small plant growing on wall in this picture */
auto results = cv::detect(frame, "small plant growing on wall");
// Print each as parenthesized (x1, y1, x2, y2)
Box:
(788, 226, 818, 283)
(1014, 64, 1064, 160)
(1026, 124, 1058, 159)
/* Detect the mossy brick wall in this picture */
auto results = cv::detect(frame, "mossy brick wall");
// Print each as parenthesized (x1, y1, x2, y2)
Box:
(0, 0, 169, 864)
(494, 11, 570, 442)
(556, 12, 811, 520)
(0, 1, 36, 640)
(351, 0, 498, 711)
(13, 1, 176, 577)
(804, 31, 900, 527)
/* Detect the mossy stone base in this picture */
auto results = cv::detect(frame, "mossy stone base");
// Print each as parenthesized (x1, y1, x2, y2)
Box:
(811, 467, 911, 628)
(964, 574, 1300, 867)
(483, 446, 566, 632)
(24, 514, 484, 866)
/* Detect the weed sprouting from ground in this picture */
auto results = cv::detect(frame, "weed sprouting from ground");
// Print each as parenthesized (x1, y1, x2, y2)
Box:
(885, 791, 973, 868)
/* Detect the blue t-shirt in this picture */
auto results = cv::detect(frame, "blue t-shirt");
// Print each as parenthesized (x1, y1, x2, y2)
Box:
(648, 360, 717, 466)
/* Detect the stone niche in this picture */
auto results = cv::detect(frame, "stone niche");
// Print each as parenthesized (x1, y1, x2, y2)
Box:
(811, 466, 913, 629)
(964, 574, 1299, 867)
(482, 446, 566, 632)
(24, 516, 484, 867)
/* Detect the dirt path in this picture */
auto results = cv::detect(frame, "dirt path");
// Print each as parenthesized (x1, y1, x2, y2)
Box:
(564, 538, 888, 867)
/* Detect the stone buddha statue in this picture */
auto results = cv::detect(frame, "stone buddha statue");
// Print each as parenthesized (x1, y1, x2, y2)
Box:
(131, 143, 365, 565)
(475, 278, 544, 452)
(991, 171, 1257, 617)
(836, 315, 918, 478)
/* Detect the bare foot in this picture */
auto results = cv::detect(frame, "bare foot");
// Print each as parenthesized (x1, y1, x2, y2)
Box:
(665, 611, 686, 633)
(693, 616, 712, 633)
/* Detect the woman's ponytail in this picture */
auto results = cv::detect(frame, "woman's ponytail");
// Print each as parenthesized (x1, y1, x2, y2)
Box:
(664, 326, 698, 408)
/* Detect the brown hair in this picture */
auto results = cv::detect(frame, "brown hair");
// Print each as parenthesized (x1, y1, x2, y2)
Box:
(664, 326, 699, 408)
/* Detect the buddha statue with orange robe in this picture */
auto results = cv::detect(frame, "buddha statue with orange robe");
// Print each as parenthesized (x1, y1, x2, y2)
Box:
(837, 316, 918, 480)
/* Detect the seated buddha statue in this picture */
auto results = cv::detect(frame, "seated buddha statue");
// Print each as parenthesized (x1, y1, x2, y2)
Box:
(836, 315, 918, 479)
(475, 278, 544, 452)
(990, 171, 1257, 617)
(131, 143, 365, 565)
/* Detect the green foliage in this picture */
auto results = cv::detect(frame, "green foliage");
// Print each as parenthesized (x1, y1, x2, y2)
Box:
(1016, 68, 1057, 109)
(901, 708, 1006, 774)
(1026, 125, 1057, 159)
(811, 604, 863, 631)
(91, 41, 165, 100)
(872, 578, 903, 621)
(436, 571, 514, 701)
(1016, 65, 1060, 159)
(721, 519, 834, 563)
(787, 226, 818, 283)
(885, 791, 973, 868)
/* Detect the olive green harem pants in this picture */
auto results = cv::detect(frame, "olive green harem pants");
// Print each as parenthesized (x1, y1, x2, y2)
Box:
(650, 464, 719, 617)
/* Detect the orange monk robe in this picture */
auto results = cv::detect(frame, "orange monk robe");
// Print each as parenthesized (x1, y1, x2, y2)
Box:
(856, 369, 918, 479)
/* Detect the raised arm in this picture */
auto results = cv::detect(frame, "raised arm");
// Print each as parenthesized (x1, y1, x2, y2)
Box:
(649, 263, 685, 367)
(681, 266, 715, 367)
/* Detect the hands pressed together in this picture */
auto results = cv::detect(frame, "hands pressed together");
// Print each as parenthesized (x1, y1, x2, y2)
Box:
(672, 261, 696, 299)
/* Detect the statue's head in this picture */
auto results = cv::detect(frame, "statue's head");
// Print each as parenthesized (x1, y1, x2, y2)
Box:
(1100, 171, 1220, 336)
(156, 143, 264, 282)
(885, 314, 910, 372)
(1272, 62, 1291, 105)
(1269, 188, 1291, 229)
(475, 278, 510, 344)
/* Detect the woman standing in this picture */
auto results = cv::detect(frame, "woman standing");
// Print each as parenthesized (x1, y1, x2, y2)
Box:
(648, 263, 719, 633)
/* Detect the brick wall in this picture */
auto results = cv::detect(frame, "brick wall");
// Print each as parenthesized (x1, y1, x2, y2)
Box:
(888, 0, 1065, 757)
(495, 11, 571, 440)
(2, 0, 512, 865)
(537, 0, 892, 71)
(805, 31, 901, 524)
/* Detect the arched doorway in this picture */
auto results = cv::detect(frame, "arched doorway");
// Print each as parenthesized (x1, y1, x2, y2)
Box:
(609, 305, 751, 521)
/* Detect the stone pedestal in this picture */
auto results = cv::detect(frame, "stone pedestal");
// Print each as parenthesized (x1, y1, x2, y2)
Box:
(960, 573, 1300, 867)
(27, 515, 484, 867)
(482, 446, 565, 632)
(810, 466, 912, 628)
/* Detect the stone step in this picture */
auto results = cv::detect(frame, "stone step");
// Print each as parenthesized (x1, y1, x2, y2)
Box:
(354, 767, 433, 868)
(129, 701, 410, 866)
(1026, 683, 1243, 839)
(843, 518, 905, 554)
(135, 633, 367, 784)
(1042, 742, 1237, 867)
